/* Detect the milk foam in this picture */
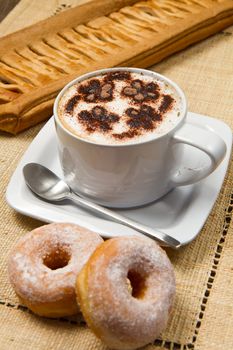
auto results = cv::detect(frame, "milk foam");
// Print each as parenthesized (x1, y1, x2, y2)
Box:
(58, 72, 183, 145)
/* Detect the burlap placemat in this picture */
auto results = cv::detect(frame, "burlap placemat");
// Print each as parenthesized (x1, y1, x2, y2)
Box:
(0, 1, 233, 349)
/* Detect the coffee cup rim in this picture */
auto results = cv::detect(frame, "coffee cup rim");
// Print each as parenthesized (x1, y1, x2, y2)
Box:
(54, 67, 188, 147)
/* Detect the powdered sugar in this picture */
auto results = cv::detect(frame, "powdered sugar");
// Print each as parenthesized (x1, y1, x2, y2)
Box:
(80, 236, 176, 349)
(8, 223, 103, 306)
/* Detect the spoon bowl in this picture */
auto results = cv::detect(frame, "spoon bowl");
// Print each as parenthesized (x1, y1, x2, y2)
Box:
(23, 163, 70, 201)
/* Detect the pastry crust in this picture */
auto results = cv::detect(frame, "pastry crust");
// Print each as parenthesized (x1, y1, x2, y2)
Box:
(0, 0, 233, 134)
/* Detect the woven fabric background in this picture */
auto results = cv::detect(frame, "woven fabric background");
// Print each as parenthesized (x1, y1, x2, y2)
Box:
(0, 1, 233, 349)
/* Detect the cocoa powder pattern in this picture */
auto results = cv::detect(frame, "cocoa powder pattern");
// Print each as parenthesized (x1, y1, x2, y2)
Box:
(77, 79, 114, 103)
(64, 72, 175, 140)
(113, 105, 164, 140)
(104, 71, 131, 81)
(65, 95, 80, 113)
(78, 106, 119, 133)
(76, 96, 174, 139)
(122, 79, 160, 103)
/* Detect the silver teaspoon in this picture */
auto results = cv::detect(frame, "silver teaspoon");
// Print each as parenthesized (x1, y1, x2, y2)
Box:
(23, 163, 181, 249)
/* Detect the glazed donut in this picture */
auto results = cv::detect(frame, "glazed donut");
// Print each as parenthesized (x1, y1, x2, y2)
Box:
(8, 223, 103, 318)
(76, 236, 175, 350)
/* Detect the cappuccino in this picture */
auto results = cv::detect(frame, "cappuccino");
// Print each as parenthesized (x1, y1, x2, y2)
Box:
(58, 70, 182, 145)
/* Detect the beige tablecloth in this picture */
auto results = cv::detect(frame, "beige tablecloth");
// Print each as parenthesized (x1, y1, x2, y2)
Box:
(0, 1, 233, 349)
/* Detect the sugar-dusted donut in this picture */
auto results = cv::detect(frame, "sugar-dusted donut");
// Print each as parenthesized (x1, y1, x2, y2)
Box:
(8, 223, 103, 318)
(76, 236, 176, 350)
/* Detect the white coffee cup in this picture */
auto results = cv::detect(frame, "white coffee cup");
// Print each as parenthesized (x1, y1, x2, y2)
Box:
(54, 67, 226, 208)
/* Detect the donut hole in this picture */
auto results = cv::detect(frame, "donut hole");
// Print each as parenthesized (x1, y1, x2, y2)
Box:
(127, 270, 147, 299)
(43, 246, 71, 270)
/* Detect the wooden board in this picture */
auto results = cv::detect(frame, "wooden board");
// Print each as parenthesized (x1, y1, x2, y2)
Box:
(0, 0, 233, 134)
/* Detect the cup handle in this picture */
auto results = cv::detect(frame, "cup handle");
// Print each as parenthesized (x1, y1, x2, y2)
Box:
(170, 122, 227, 186)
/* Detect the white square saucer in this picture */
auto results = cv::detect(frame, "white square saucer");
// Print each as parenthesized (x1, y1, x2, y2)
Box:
(6, 112, 232, 246)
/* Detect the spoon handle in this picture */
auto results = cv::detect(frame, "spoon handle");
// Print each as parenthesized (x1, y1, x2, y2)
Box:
(68, 192, 180, 248)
